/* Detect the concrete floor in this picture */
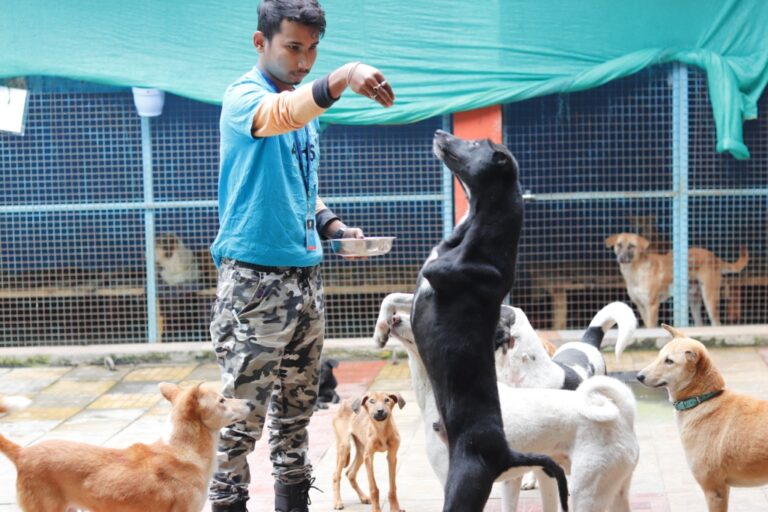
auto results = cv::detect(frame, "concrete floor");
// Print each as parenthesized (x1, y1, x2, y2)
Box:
(1, 343, 768, 511)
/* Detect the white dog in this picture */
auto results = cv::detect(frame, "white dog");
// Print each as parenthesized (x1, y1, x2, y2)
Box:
(495, 302, 637, 390)
(494, 302, 637, 491)
(0, 395, 31, 414)
(154, 233, 217, 287)
(377, 306, 639, 512)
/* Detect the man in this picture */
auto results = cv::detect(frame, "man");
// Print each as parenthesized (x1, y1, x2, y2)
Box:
(208, 1, 395, 511)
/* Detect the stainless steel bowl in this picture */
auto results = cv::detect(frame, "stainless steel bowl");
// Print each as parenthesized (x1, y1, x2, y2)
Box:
(330, 236, 395, 257)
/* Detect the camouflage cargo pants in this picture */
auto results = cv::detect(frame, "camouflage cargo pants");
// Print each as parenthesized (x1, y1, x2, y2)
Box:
(208, 259, 325, 505)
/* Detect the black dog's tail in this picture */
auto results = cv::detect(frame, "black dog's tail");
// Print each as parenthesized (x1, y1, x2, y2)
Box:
(581, 301, 637, 359)
(508, 451, 569, 511)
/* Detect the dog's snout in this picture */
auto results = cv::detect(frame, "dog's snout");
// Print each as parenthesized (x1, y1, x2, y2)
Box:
(636, 373, 646, 383)
(373, 409, 388, 421)
(391, 314, 401, 327)
(433, 129, 454, 145)
(617, 253, 634, 264)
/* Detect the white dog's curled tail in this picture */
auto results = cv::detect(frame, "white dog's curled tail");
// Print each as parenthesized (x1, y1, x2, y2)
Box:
(577, 375, 637, 424)
(588, 301, 637, 360)
(0, 395, 31, 414)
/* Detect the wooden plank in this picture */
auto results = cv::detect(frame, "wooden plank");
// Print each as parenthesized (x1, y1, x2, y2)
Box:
(0, 286, 144, 299)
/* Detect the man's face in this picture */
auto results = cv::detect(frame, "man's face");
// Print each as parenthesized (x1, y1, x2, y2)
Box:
(254, 20, 319, 90)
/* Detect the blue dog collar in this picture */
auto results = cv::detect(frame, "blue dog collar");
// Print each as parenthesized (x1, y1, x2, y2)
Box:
(673, 390, 723, 411)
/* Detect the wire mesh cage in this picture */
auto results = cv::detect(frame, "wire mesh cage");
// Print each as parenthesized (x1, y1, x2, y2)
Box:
(0, 85, 147, 346)
(504, 65, 767, 330)
(686, 69, 768, 328)
(150, 95, 220, 342)
(319, 120, 448, 338)
(0, 79, 450, 345)
(0, 66, 765, 346)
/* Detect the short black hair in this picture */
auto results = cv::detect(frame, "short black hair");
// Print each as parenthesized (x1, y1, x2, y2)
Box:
(258, 0, 326, 41)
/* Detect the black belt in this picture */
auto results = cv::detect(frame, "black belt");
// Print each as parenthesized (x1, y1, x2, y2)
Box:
(230, 259, 314, 276)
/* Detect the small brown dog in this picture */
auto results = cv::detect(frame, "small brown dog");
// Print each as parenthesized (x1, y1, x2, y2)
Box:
(605, 233, 748, 327)
(638, 325, 768, 511)
(0, 382, 250, 512)
(332, 391, 406, 512)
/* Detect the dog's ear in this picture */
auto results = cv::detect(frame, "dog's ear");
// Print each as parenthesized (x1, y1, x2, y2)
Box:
(636, 235, 651, 252)
(661, 324, 686, 339)
(352, 395, 366, 413)
(390, 393, 406, 409)
(605, 234, 620, 248)
(691, 345, 725, 388)
(327, 358, 339, 369)
(159, 382, 181, 403)
(493, 325, 511, 353)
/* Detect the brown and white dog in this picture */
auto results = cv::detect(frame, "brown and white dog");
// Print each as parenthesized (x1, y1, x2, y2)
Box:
(637, 325, 768, 511)
(605, 233, 748, 327)
(155, 233, 217, 288)
(332, 391, 406, 512)
(0, 382, 250, 512)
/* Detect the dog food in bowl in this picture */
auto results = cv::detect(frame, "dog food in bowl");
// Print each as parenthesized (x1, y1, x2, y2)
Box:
(331, 236, 395, 257)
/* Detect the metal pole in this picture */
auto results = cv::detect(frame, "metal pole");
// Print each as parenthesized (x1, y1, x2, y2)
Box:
(441, 114, 454, 238)
(140, 116, 159, 343)
(671, 63, 689, 327)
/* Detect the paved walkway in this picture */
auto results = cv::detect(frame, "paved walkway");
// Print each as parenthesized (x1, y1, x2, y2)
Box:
(2, 345, 768, 511)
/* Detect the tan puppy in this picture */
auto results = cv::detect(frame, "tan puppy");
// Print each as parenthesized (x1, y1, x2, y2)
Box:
(605, 233, 748, 327)
(637, 325, 768, 511)
(332, 391, 406, 512)
(0, 383, 250, 512)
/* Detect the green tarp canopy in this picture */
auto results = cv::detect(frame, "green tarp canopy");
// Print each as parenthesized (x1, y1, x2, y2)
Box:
(2, 0, 767, 159)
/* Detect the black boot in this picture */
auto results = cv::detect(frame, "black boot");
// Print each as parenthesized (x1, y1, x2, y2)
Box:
(274, 478, 316, 512)
(211, 500, 248, 512)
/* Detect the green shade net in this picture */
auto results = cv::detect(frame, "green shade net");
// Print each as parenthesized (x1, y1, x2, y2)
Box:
(2, 0, 767, 159)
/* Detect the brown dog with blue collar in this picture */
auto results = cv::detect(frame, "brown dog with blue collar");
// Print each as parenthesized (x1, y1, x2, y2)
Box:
(637, 324, 768, 511)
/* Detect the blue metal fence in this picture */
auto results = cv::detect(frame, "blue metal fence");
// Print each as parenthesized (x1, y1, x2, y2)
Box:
(506, 65, 767, 330)
(0, 66, 765, 346)
(0, 78, 450, 345)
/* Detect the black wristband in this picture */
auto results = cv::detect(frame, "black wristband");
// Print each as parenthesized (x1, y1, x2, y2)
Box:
(331, 228, 346, 239)
(316, 208, 341, 240)
(312, 75, 339, 109)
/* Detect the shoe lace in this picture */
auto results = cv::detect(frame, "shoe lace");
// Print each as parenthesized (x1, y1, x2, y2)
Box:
(297, 477, 322, 508)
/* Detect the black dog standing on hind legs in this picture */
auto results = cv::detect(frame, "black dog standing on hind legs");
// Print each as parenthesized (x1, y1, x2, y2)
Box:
(411, 130, 569, 512)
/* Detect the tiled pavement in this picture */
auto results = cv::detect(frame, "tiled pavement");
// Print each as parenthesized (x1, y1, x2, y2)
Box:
(2, 346, 768, 511)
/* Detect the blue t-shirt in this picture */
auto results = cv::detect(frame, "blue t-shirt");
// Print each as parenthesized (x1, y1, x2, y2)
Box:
(211, 67, 323, 268)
